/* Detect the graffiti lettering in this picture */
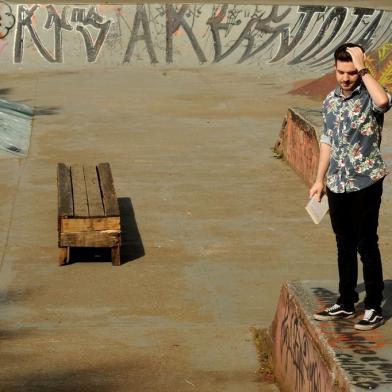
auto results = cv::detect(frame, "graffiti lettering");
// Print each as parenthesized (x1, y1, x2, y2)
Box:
(44, 5, 72, 63)
(165, 4, 207, 64)
(15, 5, 60, 63)
(312, 287, 392, 390)
(207, 6, 292, 63)
(271, 6, 326, 63)
(74, 6, 112, 63)
(357, 10, 384, 49)
(0, 1, 15, 39)
(288, 6, 347, 64)
(123, 5, 157, 64)
(14, 5, 111, 63)
(279, 289, 327, 391)
(6, 4, 392, 67)
(308, 8, 376, 66)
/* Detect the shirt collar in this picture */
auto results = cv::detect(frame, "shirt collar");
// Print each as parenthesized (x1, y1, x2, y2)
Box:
(334, 83, 363, 99)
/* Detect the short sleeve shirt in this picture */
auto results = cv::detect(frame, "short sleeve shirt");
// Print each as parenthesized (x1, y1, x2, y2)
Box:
(321, 83, 392, 193)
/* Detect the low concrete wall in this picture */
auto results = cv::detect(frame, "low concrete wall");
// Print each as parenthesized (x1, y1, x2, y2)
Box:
(270, 281, 392, 391)
(270, 282, 349, 391)
(274, 108, 323, 187)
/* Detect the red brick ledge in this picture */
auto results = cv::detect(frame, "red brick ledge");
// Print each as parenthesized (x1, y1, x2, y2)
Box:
(274, 108, 322, 187)
(269, 282, 352, 392)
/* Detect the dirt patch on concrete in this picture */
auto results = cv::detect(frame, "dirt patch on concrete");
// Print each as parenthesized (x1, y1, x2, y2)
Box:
(251, 327, 275, 384)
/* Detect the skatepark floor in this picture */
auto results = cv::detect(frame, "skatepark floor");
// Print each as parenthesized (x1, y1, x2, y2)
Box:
(1, 64, 392, 391)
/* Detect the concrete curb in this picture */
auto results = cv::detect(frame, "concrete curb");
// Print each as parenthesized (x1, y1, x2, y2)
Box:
(274, 107, 322, 187)
(269, 281, 392, 391)
(270, 282, 351, 391)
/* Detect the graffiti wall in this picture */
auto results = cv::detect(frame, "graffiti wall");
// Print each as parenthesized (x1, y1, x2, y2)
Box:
(270, 283, 340, 391)
(0, 3, 392, 73)
(271, 282, 392, 391)
(312, 287, 392, 390)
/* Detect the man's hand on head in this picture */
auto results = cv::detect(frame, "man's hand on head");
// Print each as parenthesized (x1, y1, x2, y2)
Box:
(346, 47, 366, 72)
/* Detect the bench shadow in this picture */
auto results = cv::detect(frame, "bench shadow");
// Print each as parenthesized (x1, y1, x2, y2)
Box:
(118, 197, 145, 264)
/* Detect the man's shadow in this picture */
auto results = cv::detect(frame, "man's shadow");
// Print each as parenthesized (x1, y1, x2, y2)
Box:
(357, 279, 392, 322)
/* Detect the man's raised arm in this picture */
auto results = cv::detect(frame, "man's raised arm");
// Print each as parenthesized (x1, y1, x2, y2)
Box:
(346, 46, 390, 109)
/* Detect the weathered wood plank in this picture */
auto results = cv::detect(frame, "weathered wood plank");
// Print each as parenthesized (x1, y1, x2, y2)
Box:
(111, 245, 121, 266)
(97, 162, 120, 217)
(60, 231, 120, 247)
(57, 163, 74, 217)
(59, 247, 69, 266)
(61, 217, 120, 232)
(71, 164, 89, 217)
(84, 165, 105, 217)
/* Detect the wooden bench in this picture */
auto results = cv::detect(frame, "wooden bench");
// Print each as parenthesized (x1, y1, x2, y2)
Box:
(57, 162, 121, 266)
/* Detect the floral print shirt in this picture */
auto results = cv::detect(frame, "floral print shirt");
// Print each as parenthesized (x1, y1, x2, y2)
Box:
(320, 83, 392, 193)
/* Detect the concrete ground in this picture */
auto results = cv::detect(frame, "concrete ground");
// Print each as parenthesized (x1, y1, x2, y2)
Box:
(1, 64, 392, 391)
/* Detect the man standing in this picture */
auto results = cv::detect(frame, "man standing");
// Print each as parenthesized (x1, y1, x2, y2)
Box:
(310, 43, 392, 330)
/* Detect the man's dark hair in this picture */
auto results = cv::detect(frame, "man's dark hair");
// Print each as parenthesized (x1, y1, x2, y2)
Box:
(334, 43, 365, 63)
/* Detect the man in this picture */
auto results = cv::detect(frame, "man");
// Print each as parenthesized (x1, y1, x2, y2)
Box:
(310, 43, 392, 330)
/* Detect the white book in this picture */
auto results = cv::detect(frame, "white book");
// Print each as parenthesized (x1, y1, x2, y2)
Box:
(305, 196, 329, 224)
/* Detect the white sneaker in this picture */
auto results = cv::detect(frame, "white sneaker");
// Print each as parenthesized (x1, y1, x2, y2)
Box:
(354, 309, 384, 331)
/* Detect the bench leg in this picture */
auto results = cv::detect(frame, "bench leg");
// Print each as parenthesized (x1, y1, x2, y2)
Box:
(111, 244, 120, 266)
(59, 247, 69, 266)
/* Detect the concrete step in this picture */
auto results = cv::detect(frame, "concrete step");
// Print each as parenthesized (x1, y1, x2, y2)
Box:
(270, 281, 392, 391)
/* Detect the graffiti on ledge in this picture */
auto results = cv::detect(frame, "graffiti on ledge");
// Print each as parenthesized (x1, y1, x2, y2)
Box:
(279, 288, 329, 392)
(313, 287, 392, 390)
(0, 3, 391, 67)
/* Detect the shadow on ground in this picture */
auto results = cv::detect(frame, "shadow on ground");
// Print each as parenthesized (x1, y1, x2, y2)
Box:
(0, 361, 158, 392)
(0, 88, 12, 98)
(0, 288, 40, 343)
(118, 197, 145, 264)
(381, 280, 392, 321)
(355, 280, 392, 321)
(0, 90, 59, 116)
(33, 107, 61, 116)
(313, 280, 392, 322)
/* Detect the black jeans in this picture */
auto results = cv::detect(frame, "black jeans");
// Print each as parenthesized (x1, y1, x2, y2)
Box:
(327, 179, 384, 313)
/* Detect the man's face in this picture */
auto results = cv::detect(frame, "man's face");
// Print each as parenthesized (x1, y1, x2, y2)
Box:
(335, 60, 360, 96)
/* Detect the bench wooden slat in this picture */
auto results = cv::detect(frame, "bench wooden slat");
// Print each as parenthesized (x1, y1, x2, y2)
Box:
(71, 164, 89, 217)
(57, 163, 74, 217)
(61, 217, 120, 232)
(97, 163, 120, 217)
(58, 162, 121, 266)
(84, 165, 105, 217)
(60, 231, 120, 247)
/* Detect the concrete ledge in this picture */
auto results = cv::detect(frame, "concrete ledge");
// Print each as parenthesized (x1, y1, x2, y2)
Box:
(274, 108, 323, 187)
(270, 281, 392, 391)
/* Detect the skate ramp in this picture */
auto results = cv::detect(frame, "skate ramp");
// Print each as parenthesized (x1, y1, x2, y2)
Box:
(1, 2, 392, 392)
(0, 100, 33, 157)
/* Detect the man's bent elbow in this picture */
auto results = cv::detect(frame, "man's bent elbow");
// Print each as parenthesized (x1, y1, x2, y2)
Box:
(374, 92, 391, 110)
(376, 97, 389, 109)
